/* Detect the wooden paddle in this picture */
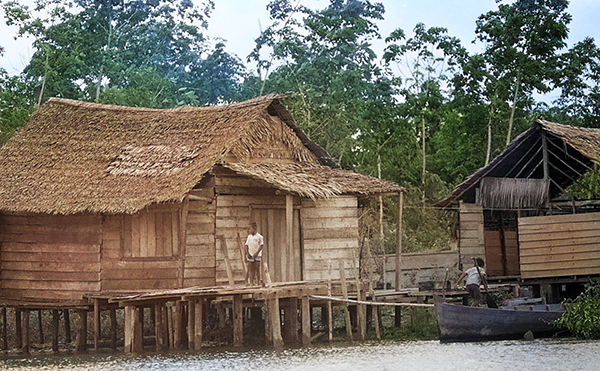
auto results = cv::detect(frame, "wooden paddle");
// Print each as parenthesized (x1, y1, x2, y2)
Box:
(473, 258, 499, 309)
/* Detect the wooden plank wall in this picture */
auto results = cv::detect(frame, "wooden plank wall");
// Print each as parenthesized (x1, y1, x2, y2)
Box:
(0, 213, 102, 301)
(519, 212, 600, 279)
(458, 202, 485, 269)
(302, 196, 359, 281)
(484, 230, 519, 277)
(183, 181, 217, 288)
(100, 214, 181, 291)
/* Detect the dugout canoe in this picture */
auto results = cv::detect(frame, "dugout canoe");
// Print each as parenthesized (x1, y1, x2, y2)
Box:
(435, 302, 564, 342)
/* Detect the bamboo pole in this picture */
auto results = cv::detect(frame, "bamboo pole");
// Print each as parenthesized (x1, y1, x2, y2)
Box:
(309, 295, 434, 308)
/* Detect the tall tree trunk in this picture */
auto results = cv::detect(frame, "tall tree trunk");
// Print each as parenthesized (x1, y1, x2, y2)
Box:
(422, 117, 426, 211)
(506, 73, 521, 146)
(486, 106, 493, 165)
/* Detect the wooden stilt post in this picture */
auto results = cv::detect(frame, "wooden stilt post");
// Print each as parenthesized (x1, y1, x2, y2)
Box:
(166, 305, 174, 348)
(37, 310, 44, 344)
(15, 309, 22, 349)
(174, 301, 183, 350)
(287, 298, 299, 344)
(1, 307, 7, 351)
(327, 262, 333, 342)
(339, 261, 353, 341)
(52, 309, 59, 353)
(356, 276, 366, 341)
(194, 298, 203, 351)
(187, 300, 195, 350)
(269, 295, 283, 348)
(233, 294, 244, 347)
(154, 303, 165, 351)
(395, 307, 402, 327)
(109, 308, 117, 351)
(64, 309, 71, 344)
(124, 306, 133, 353)
(21, 310, 30, 354)
(395, 191, 404, 291)
(75, 310, 87, 353)
(301, 296, 311, 346)
(93, 299, 100, 351)
(124, 306, 143, 354)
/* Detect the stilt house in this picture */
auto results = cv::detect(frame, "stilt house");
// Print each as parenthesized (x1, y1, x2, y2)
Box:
(436, 120, 600, 301)
(0, 95, 402, 305)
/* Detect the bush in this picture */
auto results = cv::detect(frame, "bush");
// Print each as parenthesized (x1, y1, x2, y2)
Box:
(555, 280, 600, 339)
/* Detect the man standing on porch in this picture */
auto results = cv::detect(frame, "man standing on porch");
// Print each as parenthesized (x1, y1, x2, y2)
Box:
(245, 222, 264, 286)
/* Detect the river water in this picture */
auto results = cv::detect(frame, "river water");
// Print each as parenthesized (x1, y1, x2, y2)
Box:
(2, 339, 599, 371)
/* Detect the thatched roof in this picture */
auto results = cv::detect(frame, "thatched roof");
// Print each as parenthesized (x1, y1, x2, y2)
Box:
(436, 120, 600, 208)
(0, 95, 402, 215)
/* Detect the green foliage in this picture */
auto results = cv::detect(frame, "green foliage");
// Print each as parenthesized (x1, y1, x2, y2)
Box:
(381, 307, 439, 341)
(0, 69, 35, 144)
(555, 280, 600, 339)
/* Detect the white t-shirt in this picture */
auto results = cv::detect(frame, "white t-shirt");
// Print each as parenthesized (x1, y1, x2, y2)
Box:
(465, 266, 485, 286)
(245, 233, 264, 257)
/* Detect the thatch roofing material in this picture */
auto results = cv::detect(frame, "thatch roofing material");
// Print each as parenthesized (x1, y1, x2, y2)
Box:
(480, 177, 549, 209)
(0, 95, 402, 215)
(436, 120, 600, 208)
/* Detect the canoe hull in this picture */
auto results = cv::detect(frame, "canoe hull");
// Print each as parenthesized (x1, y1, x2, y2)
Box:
(435, 303, 563, 342)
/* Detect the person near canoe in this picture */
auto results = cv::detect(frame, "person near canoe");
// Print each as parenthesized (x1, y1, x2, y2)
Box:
(456, 257, 487, 306)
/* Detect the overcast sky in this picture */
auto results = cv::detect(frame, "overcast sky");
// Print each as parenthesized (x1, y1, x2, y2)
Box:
(1, 0, 599, 75)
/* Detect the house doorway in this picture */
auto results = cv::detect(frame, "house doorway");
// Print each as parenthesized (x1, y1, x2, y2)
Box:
(251, 207, 302, 282)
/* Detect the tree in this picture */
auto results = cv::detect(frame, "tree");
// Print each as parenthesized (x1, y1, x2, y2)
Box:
(2, 0, 245, 107)
(464, 0, 572, 163)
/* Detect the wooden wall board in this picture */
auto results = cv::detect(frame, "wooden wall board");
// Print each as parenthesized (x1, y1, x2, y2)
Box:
(519, 212, 600, 279)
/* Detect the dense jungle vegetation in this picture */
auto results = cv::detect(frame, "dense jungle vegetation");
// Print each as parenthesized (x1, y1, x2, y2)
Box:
(1, 0, 599, 253)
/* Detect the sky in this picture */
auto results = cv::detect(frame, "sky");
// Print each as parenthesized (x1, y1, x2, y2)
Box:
(1, 0, 599, 76)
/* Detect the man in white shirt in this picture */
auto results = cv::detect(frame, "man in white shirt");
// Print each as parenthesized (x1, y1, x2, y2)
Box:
(245, 222, 264, 285)
(456, 257, 487, 306)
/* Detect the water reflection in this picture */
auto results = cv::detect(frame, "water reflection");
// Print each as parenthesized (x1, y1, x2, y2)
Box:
(2, 339, 599, 371)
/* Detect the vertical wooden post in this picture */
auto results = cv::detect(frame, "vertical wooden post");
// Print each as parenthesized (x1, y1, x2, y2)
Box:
(339, 261, 353, 341)
(52, 309, 59, 353)
(15, 308, 22, 349)
(1, 307, 7, 351)
(37, 310, 44, 344)
(542, 132, 550, 207)
(233, 295, 244, 347)
(63, 309, 71, 344)
(174, 301, 184, 349)
(286, 194, 293, 281)
(75, 310, 87, 353)
(268, 295, 283, 348)
(326, 261, 333, 342)
(110, 308, 117, 351)
(124, 306, 133, 353)
(394, 307, 402, 327)
(93, 299, 100, 351)
(287, 298, 299, 343)
(166, 305, 174, 348)
(194, 298, 203, 351)
(124, 306, 143, 354)
(187, 300, 195, 350)
(154, 303, 165, 351)
(395, 191, 404, 291)
(301, 296, 311, 346)
(21, 310, 30, 354)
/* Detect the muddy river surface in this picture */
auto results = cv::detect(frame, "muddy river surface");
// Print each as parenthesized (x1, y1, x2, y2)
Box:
(2, 339, 599, 371)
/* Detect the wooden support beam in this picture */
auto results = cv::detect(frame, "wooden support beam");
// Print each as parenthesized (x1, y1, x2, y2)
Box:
(542, 132, 550, 207)
(286, 194, 293, 282)
(282, 298, 299, 344)
(15, 309, 22, 349)
(2, 307, 8, 351)
(194, 299, 204, 351)
(327, 263, 333, 342)
(37, 310, 44, 344)
(167, 305, 174, 348)
(504, 136, 541, 177)
(339, 261, 353, 341)
(268, 296, 283, 348)
(154, 303, 165, 351)
(110, 308, 117, 351)
(64, 309, 71, 344)
(395, 306, 402, 327)
(93, 299, 100, 351)
(21, 310, 30, 354)
(233, 294, 244, 347)
(174, 301, 184, 350)
(187, 300, 195, 350)
(124, 306, 143, 354)
(395, 191, 404, 291)
(301, 296, 311, 346)
(514, 145, 542, 178)
(548, 148, 585, 179)
(356, 278, 366, 341)
(546, 134, 594, 173)
(52, 309, 59, 353)
(75, 309, 87, 353)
